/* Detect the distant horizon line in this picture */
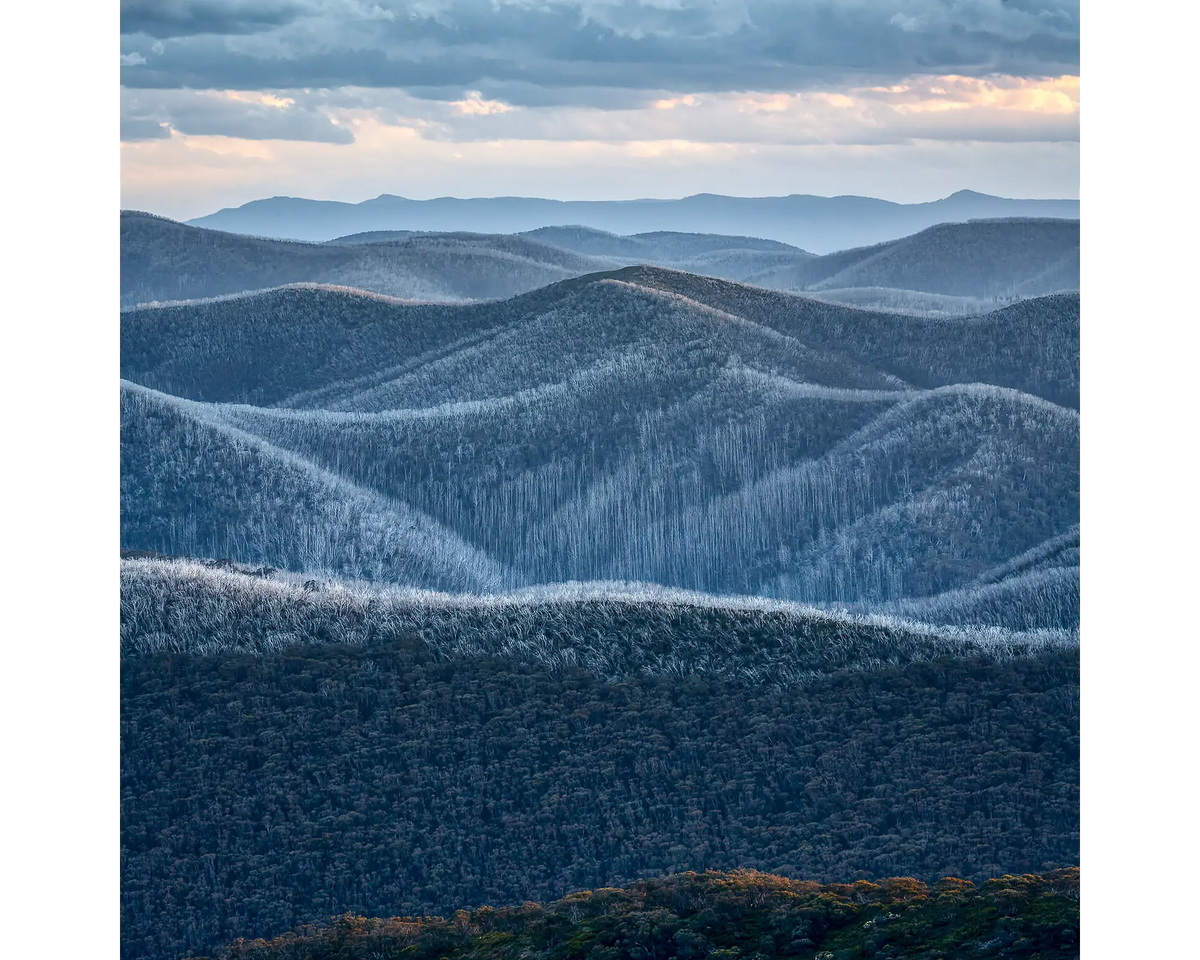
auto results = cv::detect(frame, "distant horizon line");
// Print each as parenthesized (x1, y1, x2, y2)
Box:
(187, 187, 1079, 213)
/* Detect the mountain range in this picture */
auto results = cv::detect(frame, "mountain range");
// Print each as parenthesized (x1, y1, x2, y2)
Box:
(121, 266, 1079, 627)
(119, 206, 1080, 960)
(184, 190, 1080, 252)
(122, 211, 1078, 314)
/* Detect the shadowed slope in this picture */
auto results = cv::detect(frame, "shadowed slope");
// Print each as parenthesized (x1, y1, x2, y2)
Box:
(121, 211, 616, 306)
(610, 267, 1080, 407)
(750, 218, 1079, 298)
(120, 382, 510, 591)
(121, 270, 1079, 408)
(148, 375, 1079, 612)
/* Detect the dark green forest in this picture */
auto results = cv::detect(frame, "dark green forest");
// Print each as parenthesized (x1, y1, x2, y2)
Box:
(218, 868, 1079, 960)
(122, 584, 1077, 959)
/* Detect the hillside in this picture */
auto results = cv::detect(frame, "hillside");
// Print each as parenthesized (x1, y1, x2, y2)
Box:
(122, 213, 818, 306)
(120, 211, 615, 306)
(750, 219, 1079, 300)
(123, 212, 1079, 314)
(121, 269, 1079, 407)
(121, 559, 1079, 960)
(218, 869, 1080, 960)
(125, 379, 1077, 616)
(518, 225, 814, 283)
(184, 190, 1081, 251)
(120, 383, 510, 591)
(121, 559, 1071, 675)
(120, 272, 1078, 621)
(610, 268, 1080, 407)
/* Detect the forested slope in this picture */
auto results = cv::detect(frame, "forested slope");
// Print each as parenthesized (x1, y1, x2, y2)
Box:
(748, 219, 1079, 299)
(124, 212, 1078, 316)
(121, 559, 1078, 960)
(121, 211, 615, 306)
(121, 271, 1079, 407)
(120, 272, 1079, 623)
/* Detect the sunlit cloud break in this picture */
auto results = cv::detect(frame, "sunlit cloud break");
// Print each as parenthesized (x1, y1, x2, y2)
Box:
(119, 0, 1079, 215)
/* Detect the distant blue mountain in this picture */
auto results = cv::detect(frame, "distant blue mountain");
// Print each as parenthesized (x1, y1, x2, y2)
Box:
(186, 189, 1080, 254)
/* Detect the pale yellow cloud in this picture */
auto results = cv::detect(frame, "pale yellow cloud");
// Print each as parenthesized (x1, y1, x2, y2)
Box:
(814, 93, 857, 109)
(120, 77, 1080, 220)
(880, 75, 1080, 115)
(738, 94, 793, 114)
(179, 134, 278, 161)
(625, 139, 726, 158)
(217, 90, 298, 109)
(449, 91, 515, 116)
(653, 95, 699, 110)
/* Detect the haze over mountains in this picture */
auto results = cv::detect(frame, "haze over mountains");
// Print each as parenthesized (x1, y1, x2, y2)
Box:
(119, 197, 1080, 960)
(185, 190, 1080, 252)
(122, 210, 1078, 314)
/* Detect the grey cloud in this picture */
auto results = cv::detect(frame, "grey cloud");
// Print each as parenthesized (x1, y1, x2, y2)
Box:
(119, 1, 1079, 98)
(349, 82, 661, 110)
(121, 0, 311, 38)
(121, 117, 171, 140)
(410, 97, 1078, 147)
(121, 88, 355, 143)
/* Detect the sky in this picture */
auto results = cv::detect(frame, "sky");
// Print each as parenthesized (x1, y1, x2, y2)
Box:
(119, 0, 1080, 220)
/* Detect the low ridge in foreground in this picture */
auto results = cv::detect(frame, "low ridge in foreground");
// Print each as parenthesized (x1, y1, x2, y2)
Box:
(219, 868, 1080, 960)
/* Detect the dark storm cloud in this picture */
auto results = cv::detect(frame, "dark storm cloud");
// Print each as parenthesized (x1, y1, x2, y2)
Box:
(120, 1, 1080, 101)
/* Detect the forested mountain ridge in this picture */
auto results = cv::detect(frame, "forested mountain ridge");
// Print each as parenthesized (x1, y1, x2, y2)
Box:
(121, 559, 1073, 676)
(121, 558, 1078, 960)
(120, 211, 618, 306)
(121, 381, 1075, 613)
(526, 219, 1078, 311)
(123, 211, 1078, 315)
(120, 267, 1078, 622)
(121, 270, 1079, 407)
(747, 218, 1079, 299)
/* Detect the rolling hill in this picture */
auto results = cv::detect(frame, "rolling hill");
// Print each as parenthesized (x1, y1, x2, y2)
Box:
(121, 268, 1080, 407)
(749, 218, 1079, 300)
(120, 211, 616, 306)
(123, 212, 1079, 315)
(122, 212, 820, 306)
(524, 219, 1079, 312)
(121, 557, 1078, 960)
(120, 382, 509, 592)
(121, 271, 1078, 623)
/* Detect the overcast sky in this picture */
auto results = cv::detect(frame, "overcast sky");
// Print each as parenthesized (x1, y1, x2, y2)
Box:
(120, 0, 1080, 220)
